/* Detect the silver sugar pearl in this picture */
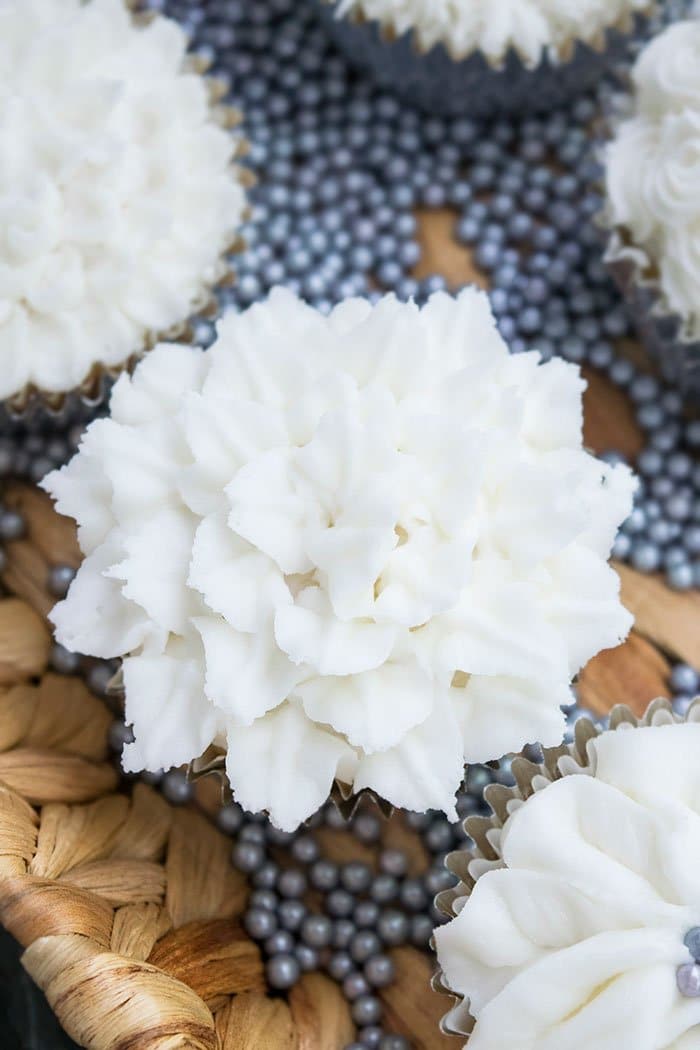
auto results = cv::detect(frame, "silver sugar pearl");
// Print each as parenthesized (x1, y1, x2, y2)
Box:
(266, 953, 300, 989)
(677, 962, 700, 998)
(47, 564, 76, 598)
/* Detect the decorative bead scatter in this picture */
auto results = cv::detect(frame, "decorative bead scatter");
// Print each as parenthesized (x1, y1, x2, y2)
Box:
(43, 288, 634, 830)
(435, 704, 700, 1048)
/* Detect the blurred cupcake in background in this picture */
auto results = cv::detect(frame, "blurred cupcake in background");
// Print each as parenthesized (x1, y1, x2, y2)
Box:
(434, 699, 700, 1048)
(313, 0, 656, 117)
(0, 0, 249, 422)
(603, 19, 700, 401)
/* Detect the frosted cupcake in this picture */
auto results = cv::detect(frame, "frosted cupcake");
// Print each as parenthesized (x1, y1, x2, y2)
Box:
(314, 0, 656, 117)
(42, 288, 635, 831)
(435, 700, 700, 1049)
(603, 20, 700, 400)
(0, 0, 248, 417)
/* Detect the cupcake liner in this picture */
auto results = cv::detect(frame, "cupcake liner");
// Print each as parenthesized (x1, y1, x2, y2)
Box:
(187, 752, 394, 823)
(432, 696, 700, 1039)
(1, 50, 251, 429)
(603, 228, 700, 402)
(312, 1, 656, 117)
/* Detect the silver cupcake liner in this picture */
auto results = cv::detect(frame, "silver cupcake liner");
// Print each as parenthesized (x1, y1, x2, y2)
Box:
(432, 697, 700, 1039)
(313, 2, 656, 117)
(604, 230, 700, 403)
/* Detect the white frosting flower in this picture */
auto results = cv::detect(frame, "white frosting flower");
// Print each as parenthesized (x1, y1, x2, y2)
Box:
(42, 288, 635, 831)
(605, 20, 700, 336)
(435, 720, 700, 1050)
(330, 0, 650, 66)
(0, 0, 246, 401)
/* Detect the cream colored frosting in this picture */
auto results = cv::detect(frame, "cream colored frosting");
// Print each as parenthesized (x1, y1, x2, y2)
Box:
(605, 20, 700, 337)
(0, 0, 246, 400)
(331, 0, 651, 66)
(43, 288, 635, 831)
(435, 721, 700, 1050)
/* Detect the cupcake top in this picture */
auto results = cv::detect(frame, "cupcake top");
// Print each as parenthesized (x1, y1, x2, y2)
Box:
(435, 712, 700, 1050)
(43, 288, 634, 831)
(329, 0, 651, 67)
(0, 0, 246, 403)
(605, 20, 700, 338)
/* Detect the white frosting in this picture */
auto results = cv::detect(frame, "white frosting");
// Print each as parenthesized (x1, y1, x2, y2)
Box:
(435, 722, 700, 1049)
(42, 288, 635, 831)
(605, 20, 700, 337)
(331, 0, 650, 66)
(0, 0, 246, 400)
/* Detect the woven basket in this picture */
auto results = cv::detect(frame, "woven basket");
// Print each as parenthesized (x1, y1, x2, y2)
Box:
(0, 483, 454, 1050)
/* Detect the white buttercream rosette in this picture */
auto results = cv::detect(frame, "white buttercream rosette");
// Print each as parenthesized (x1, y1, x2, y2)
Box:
(43, 288, 635, 831)
(328, 0, 652, 66)
(604, 19, 700, 339)
(435, 703, 700, 1050)
(0, 0, 246, 404)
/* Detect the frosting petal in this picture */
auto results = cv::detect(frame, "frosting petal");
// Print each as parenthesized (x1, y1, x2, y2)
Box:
(297, 662, 434, 753)
(121, 634, 221, 773)
(224, 700, 357, 832)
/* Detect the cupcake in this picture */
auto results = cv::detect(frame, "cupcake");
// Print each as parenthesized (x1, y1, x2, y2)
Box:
(603, 19, 700, 400)
(313, 0, 655, 118)
(435, 700, 700, 1048)
(42, 287, 635, 831)
(0, 0, 248, 419)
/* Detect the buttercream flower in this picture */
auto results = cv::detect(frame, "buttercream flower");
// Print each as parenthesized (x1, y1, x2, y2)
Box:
(0, 0, 247, 404)
(42, 288, 635, 830)
(604, 20, 700, 337)
(435, 705, 700, 1050)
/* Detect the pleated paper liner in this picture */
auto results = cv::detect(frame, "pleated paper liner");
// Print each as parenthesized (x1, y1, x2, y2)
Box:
(602, 226, 700, 407)
(312, 0, 657, 118)
(3, 31, 253, 427)
(431, 697, 700, 1040)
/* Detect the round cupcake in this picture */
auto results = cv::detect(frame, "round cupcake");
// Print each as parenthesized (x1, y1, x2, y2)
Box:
(313, 0, 656, 117)
(42, 287, 635, 831)
(603, 19, 700, 400)
(435, 699, 700, 1049)
(0, 0, 248, 420)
